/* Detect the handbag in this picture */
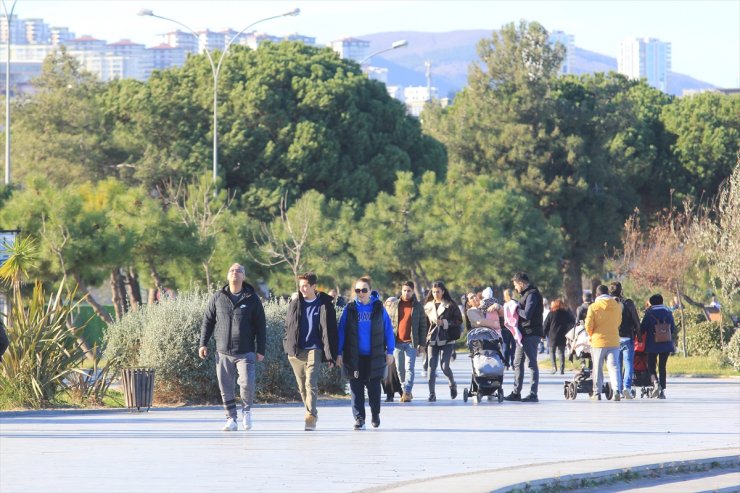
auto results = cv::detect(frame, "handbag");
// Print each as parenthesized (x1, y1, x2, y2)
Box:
(654, 321, 672, 343)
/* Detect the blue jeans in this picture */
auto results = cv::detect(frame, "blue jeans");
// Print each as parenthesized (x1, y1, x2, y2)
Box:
(394, 342, 416, 393)
(513, 335, 540, 396)
(618, 338, 635, 391)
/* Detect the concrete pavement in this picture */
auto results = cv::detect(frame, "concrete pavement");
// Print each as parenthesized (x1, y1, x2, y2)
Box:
(1, 354, 739, 493)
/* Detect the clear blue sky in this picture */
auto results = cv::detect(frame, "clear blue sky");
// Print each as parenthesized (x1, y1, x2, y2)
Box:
(12, 0, 740, 88)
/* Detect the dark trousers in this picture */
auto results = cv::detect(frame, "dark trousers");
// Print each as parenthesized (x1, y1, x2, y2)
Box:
(550, 345, 566, 372)
(349, 356, 382, 421)
(502, 330, 516, 368)
(428, 344, 456, 394)
(648, 352, 670, 389)
(513, 335, 540, 396)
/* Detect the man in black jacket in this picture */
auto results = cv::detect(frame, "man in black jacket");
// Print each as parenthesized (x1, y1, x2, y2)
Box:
(199, 263, 266, 432)
(505, 272, 543, 403)
(284, 272, 338, 431)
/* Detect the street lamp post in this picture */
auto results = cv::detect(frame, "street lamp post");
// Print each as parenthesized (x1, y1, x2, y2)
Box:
(138, 7, 300, 195)
(1, 0, 18, 186)
(359, 39, 408, 66)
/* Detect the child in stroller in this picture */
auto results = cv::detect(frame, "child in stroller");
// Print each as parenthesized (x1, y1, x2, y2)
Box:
(632, 333, 654, 398)
(563, 323, 615, 399)
(463, 327, 506, 403)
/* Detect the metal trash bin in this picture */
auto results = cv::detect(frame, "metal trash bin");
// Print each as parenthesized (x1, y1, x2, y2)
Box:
(121, 368, 155, 412)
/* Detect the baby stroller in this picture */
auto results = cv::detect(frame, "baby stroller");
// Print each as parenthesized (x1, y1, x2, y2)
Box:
(563, 323, 613, 399)
(463, 328, 505, 403)
(633, 333, 654, 398)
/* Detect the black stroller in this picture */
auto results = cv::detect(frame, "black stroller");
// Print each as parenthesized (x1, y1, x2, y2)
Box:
(463, 328, 505, 403)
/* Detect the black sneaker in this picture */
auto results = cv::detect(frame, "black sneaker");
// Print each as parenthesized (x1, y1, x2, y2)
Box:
(371, 414, 380, 428)
(385, 395, 394, 402)
(521, 393, 539, 403)
(353, 418, 365, 430)
(450, 384, 458, 399)
(428, 393, 436, 402)
(504, 392, 521, 402)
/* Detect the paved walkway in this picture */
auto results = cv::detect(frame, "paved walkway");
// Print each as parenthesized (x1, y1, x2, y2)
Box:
(1, 355, 739, 493)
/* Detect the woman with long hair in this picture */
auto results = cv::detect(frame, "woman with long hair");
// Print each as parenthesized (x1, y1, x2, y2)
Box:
(543, 298, 575, 374)
(424, 281, 463, 401)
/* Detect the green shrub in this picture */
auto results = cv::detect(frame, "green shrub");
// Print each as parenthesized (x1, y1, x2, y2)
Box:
(724, 330, 740, 372)
(683, 321, 734, 356)
(105, 289, 345, 404)
(0, 282, 89, 408)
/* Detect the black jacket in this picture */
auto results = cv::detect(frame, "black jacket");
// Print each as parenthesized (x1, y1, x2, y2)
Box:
(543, 309, 575, 348)
(576, 302, 591, 323)
(341, 299, 388, 380)
(0, 321, 8, 361)
(616, 297, 641, 339)
(517, 285, 544, 337)
(283, 291, 338, 362)
(199, 282, 266, 356)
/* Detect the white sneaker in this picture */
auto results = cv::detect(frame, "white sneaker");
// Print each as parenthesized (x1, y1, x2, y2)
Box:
(420, 370, 427, 378)
(242, 411, 253, 430)
(622, 388, 634, 400)
(223, 417, 238, 431)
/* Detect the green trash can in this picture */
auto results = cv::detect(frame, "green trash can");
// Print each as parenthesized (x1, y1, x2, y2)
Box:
(121, 368, 155, 412)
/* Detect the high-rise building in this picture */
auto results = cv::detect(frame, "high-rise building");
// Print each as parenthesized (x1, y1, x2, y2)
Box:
(50, 27, 75, 46)
(549, 30, 575, 75)
(1, 14, 26, 44)
(618, 37, 671, 92)
(24, 18, 50, 44)
(330, 37, 370, 62)
(147, 44, 186, 75)
(161, 30, 199, 54)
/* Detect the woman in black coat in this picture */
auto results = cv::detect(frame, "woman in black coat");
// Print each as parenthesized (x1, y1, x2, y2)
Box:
(543, 299, 575, 374)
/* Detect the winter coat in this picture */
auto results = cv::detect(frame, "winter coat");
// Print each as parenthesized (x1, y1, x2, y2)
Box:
(543, 308, 575, 348)
(284, 291, 338, 362)
(338, 296, 393, 380)
(585, 295, 622, 348)
(387, 296, 427, 348)
(199, 282, 266, 356)
(517, 285, 544, 337)
(640, 305, 676, 353)
(575, 302, 591, 323)
(424, 299, 463, 346)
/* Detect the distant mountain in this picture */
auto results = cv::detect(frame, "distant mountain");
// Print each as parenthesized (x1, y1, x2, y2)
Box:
(359, 30, 715, 97)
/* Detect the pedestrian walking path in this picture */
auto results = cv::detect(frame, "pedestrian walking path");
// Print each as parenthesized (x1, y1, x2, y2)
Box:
(1, 355, 739, 493)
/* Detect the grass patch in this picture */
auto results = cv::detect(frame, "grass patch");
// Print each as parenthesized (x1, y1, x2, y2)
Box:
(536, 353, 739, 377)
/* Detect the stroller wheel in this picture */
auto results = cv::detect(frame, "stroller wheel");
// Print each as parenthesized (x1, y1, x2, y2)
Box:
(476, 392, 482, 404)
(603, 382, 613, 400)
(568, 382, 577, 400)
(463, 388, 469, 403)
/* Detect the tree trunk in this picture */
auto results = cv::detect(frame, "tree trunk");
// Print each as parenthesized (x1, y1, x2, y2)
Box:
(148, 258, 164, 303)
(562, 258, 583, 313)
(147, 288, 157, 305)
(126, 266, 142, 311)
(203, 262, 212, 288)
(67, 320, 95, 361)
(409, 266, 423, 301)
(675, 282, 687, 357)
(110, 268, 128, 321)
(73, 271, 113, 325)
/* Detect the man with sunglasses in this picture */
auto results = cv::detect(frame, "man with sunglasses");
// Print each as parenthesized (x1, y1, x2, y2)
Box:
(199, 263, 266, 431)
(337, 277, 395, 430)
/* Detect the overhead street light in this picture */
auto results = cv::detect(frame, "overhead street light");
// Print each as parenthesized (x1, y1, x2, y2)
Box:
(138, 7, 300, 196)
(359, 39, 408, 65)
(2, 0, 18, 186)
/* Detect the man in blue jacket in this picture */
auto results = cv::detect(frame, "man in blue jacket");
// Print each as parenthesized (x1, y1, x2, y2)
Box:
(337, 277, 395, 430)
(199, 263, 266, 431)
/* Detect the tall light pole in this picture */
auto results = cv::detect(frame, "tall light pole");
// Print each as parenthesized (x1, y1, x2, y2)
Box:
(1, 0, 18, 186)
(138, 7, 300, 195)
(359, 39, 408, 65)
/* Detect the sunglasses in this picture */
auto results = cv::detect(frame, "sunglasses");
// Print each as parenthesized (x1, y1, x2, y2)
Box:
(354, 288, 369, 293)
